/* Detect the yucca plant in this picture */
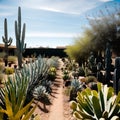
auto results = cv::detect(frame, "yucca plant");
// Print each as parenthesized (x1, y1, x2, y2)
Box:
(0, 73, 36, 120)
(70, 82, 120, 120)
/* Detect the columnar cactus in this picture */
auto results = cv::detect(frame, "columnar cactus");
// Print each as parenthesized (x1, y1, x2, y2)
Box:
(2, 18, 12, 66)
(15, 6, 26, 68)
(113, 57, 120, 94)
(104, 42, 112, 84)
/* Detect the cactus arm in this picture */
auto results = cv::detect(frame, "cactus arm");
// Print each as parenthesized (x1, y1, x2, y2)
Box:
(4, 18, 8, 40)
(7, 37, 13, 46)
(18, 6, 21, 39)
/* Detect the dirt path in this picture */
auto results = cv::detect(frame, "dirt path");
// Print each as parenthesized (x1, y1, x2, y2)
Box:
(48, 59, 64, 120)
(34, 59, 74, 120)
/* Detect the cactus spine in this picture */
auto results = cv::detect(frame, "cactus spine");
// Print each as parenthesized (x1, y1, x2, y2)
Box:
(2, 18, 12, 66)
(15, 6, 26, 68)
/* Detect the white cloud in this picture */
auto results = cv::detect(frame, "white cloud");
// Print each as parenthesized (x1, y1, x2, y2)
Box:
(22, 0, 104, 15)
(26, 32, 78, 38)
(0, 12, 14, 16)
(99, 0, 113, 2)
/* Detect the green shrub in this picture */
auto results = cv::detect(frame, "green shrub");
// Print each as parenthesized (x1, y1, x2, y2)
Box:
(78, 67, 85, 76)
(5, 67, 14, 75)
(48, 67, 56, 81)
(70, 82, 120, 119)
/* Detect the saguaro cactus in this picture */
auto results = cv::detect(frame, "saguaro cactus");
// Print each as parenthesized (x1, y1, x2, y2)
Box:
(15, 6, 26, 68)
(2, 18, 12, 66)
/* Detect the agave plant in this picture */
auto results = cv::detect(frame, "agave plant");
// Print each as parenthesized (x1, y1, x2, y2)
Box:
(21, 56, 50, 105)
(0, 74, 36, 120)
(70, 78, 86, 101)
(46, 56, 59, 69)
(70, 82, 120, 120)
(33, 85, 51, 111)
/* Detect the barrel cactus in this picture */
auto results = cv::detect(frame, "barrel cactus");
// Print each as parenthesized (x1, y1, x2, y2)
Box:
(70, 82, 120, 120)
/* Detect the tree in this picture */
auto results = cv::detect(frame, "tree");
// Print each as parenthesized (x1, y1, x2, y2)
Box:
(86, 5, 120, 55)
(65, 4, 120, 63)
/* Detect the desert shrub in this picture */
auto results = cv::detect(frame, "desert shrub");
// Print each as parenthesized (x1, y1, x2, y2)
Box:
(78, 67, 85, 76)
(0, 62, 5, 72)
(5, 67, 14, 75)
(0, 73, 4, 84)
(0, 58, 3, 62)
(8, 56, 17, 64)
(0, 52, 6, 58)
(85, 75, 97, 84)
(48, 67, 56, 81)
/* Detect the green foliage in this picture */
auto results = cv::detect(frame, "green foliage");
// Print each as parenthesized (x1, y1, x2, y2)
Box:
(47, 56, 59, 68)
(65, 5, 120, 61)
(21, 56, 50, 105)
(78, 67, 85, 76)
(70, 82, 120, 120)
(62, 69, 70, 81)
(65, 31, 91, 63)
(48, 67, 56, 81)
(33, 86, 51, 110)
(70, 78, 86, 101)
(5, 67, 14, 75)
(0, 71, 36, 120)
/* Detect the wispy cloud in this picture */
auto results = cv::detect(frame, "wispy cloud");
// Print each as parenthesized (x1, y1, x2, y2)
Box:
(26, 32, 78, 38)
(0, 5, 16, 16)
(99, 0, 113, 2)
(22, 0, 106, 15)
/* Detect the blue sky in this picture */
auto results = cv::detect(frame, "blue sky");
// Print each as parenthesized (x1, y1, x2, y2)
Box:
(0, 0, 119, 48)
